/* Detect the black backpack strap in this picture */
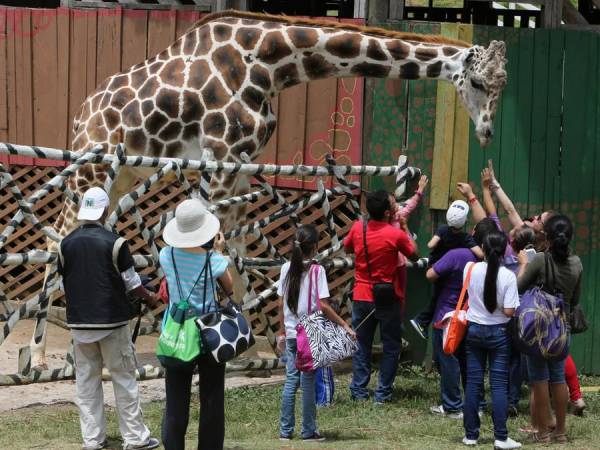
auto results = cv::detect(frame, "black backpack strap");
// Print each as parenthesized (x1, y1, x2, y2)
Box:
(111, 237, 127, 274)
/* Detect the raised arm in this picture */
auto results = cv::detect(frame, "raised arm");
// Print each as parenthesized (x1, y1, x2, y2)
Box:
(487, 159, 525, 229)
(399, 175, 429, 219)
(456, 182, 486, 224)
(481, 167, 497, 217)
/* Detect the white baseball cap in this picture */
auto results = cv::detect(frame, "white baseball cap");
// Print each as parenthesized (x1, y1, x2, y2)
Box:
(162, 199, 221, 248)
(77, 187, 109, 221)
(446, 200, 469, 228)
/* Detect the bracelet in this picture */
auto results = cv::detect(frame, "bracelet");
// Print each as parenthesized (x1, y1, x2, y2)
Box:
(468, 196, 478, 204)
(415, 190, 424, 197)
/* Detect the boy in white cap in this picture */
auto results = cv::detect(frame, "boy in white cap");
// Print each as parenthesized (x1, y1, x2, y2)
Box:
(58, 187, 160, 450)
(410, 200, 483, 340)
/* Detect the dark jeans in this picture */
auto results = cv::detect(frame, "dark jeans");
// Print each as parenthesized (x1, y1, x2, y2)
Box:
(162, 354, 226, 450)
(413, 280, 441, 329)
(432, 327, 467, 412)
(464, 322, 511, 441)
(508, 348, 523, 408)
(349, 300, 402, 402)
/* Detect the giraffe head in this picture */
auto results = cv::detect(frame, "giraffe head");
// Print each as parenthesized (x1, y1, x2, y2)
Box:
(454, 40, 507, 147)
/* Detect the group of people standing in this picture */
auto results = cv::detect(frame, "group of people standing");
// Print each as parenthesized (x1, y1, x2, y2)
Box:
(58, 158, 585, 450)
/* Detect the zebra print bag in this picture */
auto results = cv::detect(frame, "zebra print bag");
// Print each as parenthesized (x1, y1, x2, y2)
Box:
(295, 265, 358, 372)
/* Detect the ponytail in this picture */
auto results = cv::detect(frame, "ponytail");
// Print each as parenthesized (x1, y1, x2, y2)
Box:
(544, 214, 573, 264)
(282, 225, 319, 315)
(482, 231, 507, 314)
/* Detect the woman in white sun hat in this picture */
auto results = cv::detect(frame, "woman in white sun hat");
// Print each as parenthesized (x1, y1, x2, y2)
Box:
(159, 198, 233, 450)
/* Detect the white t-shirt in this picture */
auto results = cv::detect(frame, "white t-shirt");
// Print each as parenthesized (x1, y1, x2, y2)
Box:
(465, 262, 520, 325)
(277, 262, 330, 338)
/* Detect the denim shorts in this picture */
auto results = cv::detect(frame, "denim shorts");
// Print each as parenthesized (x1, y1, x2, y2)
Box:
(525, 355, 566, 385)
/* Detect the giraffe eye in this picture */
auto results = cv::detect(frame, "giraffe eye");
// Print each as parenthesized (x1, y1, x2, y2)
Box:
(470, 79, 485, 91)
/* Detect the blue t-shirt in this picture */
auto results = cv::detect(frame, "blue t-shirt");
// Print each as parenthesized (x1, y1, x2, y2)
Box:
(428, 225, 478, 266)
(159, 247, 228, 315)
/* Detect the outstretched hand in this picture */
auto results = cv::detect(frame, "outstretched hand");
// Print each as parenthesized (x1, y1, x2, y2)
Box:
(417, 175, 429, 193)
(214, 232, 225, 252)
(456, 182, 474, 199)
(481, 168, 492, 189)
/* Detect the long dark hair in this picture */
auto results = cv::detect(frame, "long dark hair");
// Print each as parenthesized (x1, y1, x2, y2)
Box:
(283, 224, 319, 315)
(482, 231, 507, 314)
(511, 226, 536, 253)
(544, 214, 573, 264)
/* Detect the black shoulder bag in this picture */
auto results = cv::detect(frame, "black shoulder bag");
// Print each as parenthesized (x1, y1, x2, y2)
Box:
(362, 219, 397, 310)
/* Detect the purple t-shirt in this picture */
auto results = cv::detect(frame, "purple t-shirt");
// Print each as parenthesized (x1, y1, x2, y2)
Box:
(432, 248, 478, 327)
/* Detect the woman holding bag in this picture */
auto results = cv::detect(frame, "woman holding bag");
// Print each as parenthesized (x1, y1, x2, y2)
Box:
(462, 231, 521, 449)
(159, 199, 233, 450)
(277, 225, 356, 442)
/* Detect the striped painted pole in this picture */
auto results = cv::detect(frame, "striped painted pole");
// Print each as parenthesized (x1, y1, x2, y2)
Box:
(325, 154, 361, 219)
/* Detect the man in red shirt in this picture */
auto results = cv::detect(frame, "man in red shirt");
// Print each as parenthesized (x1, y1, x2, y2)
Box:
(344, 190, 419, 404)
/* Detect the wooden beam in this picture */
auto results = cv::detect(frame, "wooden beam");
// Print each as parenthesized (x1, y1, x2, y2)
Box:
(562, 0, 589, 24)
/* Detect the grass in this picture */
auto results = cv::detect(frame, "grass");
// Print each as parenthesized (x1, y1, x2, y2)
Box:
(2, 368, 600, 449)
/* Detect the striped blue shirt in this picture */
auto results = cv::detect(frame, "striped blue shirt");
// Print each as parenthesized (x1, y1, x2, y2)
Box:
(159, 247, 228, 315)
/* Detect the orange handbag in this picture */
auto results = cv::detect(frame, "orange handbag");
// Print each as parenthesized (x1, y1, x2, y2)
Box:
(442, 262, 475, 355)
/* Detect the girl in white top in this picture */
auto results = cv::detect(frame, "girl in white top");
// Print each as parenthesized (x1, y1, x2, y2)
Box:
(462, 230, 521, 450)
(277, 224, 355, 442)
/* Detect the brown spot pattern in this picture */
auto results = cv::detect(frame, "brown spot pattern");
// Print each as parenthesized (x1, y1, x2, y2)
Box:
(139, 77, 159, 99)
(122, 101, 142, 128)
(159, 122, 182, 141)
(183, 32, 197, 55)
(325, 33, 361, 58)
(148, 138, 163, 157)
(165, 142, 182, 158)
(146, 111, 169, 134)
(303, 54, 337, 79)
(88, 113, 107, 142)
(141, 100, 154, 117)
(201, 78, 229, 110)
(159, 59, 185, 86)
(188, 60, 210, 90)
(236, 27, 261, 50)
(351, 62, 390, 78)
(415, 47, 438, 61)
(249, 65, 271, 90)
(203, 112, 226, 138)
(212, 45, 247, 92)
(197, 26, 212, 55)
(225, 101, 255, 144)
(79, 165, 94, 182)
(241, 86, 264, 112)
(182, 122, 201, 141)
(156, 89, 180, 119)
(213, 24, 232, 42)
(181, 91, 204, 123)
(205, 139, 227, 159)
(443, 46, 459, 56)
(274, 63, 300, 90)
(386, 41, 410, 60)
(367, 39, 387, 61)
(257, 32, 293, 64)
(125, 129, 147, 152)
(109, 75, 128, 91)
(288, 27, 319, 48)
(130, 69, 147, 89)
(231, 140, 256, 159)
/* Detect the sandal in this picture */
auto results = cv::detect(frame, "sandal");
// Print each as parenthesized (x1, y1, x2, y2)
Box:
(551, 433, 568, 444)
(519, 426, 537, 434)
(529, 432, 551, 444)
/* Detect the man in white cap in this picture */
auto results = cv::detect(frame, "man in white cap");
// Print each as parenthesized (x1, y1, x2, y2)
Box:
(58, 187, 160, 450)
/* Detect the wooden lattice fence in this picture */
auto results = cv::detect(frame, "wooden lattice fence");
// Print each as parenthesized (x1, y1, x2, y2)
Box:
(0, 164, 357, 336)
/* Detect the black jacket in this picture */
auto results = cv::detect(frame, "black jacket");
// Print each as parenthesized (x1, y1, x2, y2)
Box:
(59, 223, 134, 329)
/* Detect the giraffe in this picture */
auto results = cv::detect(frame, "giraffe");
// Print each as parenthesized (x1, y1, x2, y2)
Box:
(30, 10, 507, 369)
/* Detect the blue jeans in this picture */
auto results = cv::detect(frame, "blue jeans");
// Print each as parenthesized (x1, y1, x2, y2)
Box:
(526, 354, 566, 385)
(432, 327, 466, 412)
(464, 322, 511, 441)
(508, 348, 523, 408)
(279, 339, 317, 438)
(350, 300, 402, 403)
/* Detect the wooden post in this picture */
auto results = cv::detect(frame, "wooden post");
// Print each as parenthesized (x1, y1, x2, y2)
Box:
(368, 0, 389, 23)
(541, 0, 564, 28)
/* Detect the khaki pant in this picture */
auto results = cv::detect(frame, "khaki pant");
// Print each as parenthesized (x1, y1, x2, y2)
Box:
(73, 326, 151, 449)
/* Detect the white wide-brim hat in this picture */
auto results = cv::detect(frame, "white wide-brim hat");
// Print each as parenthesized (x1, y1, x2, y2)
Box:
(163, 199, 220, 248)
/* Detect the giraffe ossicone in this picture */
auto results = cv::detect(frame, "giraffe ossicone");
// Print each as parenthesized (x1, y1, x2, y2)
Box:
(30, 10, 507, 369)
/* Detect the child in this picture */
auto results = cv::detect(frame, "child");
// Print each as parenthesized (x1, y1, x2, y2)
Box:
(410, 200, 483, 339)
(277, 224, 355, 442)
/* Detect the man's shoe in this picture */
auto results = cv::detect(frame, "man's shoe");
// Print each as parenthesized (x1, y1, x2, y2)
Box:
(430, 404, 463, 419)
(569, 398, 586, 416)
(493, 437, 522, 449)
(462, 437, 478, 446)
(302, 432, 326, 442)
(410, 319, 428, 340)
(508, 405, 518, 417)
(279, 435, 292, 441)
(124, 437, 160, 450)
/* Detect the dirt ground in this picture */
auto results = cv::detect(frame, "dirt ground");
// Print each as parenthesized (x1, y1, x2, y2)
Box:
(0, 319, 284, 412)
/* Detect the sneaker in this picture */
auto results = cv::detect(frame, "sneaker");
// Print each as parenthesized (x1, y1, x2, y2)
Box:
(570, 398, 586, 416)
(302, 432, 326, 442)
(279, 435, 292, 441)
(83, 441, 108, 450)
(462, 437, 478, 446)
(430, 404, 463, 419)
(123, 438, 160, 450)
(494, 437, 522, 449)
(410, 319, 428, 340)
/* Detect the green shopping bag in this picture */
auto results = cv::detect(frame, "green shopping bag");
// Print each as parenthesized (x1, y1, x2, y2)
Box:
(156, 299, 202, 368)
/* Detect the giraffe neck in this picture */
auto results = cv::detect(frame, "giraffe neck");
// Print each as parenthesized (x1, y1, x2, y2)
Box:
(246, 24, 470, 95)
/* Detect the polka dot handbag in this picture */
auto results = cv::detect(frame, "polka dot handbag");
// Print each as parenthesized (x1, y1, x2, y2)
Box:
(195, 257, 255, 363)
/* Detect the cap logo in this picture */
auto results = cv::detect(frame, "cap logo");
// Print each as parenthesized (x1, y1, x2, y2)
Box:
(84, 198, 95, 208)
